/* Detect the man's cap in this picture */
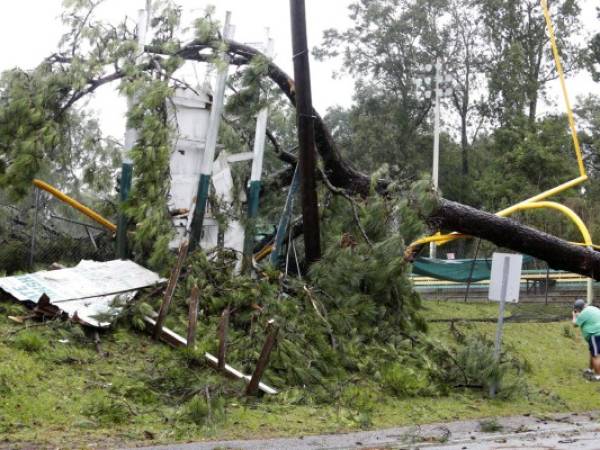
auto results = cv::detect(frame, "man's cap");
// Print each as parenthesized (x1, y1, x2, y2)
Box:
(574, 298, 586, 311)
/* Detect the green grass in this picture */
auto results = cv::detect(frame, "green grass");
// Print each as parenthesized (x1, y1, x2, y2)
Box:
(0, 299, 596, 448)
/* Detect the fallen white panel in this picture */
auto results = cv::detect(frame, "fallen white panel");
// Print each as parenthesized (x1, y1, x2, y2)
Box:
(0, 260, 164, 327)
(60, 292, 137, 328)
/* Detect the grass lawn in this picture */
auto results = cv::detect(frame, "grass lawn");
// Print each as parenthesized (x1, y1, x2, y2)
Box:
(0, 298, 597, 449)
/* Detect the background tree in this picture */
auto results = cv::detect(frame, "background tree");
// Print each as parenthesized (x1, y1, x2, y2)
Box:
(475, 0, 582, 126)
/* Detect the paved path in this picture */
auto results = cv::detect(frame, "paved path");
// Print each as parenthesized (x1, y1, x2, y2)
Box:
(132, 411, 600, 450)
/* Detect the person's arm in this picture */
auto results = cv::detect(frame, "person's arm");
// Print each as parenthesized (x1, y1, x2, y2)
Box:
(575, 309, 588, 327)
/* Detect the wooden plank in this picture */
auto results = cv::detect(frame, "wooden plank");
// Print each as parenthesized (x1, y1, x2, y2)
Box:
(186, 285, 200, 347)
(143, 315, 277, 394)
(245, 320, 279, 396)
(153, 240, 189, 339)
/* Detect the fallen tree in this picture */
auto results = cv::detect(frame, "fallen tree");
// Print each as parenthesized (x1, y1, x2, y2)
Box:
(156, 38, 600, 280)
(1, 11, 595, 279)
(425, 199, 599, 280)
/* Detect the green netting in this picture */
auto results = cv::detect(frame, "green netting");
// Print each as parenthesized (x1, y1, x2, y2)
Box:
(412, 256, 533, 282)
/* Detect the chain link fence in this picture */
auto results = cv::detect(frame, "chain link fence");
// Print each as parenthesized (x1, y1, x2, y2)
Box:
(0, 188, 115, 275)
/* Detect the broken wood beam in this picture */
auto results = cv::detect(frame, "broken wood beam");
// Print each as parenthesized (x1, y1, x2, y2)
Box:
(186, 285, 199, 348)
(143, 315, 277, 395)
(218, 307, 229, 370)
(153, 240, 189, 339)
(245, 319, 279, 396)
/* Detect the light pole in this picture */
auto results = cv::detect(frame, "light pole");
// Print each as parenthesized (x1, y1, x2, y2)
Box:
(414, 59, 453, 258)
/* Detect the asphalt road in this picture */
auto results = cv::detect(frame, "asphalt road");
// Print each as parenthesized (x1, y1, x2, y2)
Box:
(131, 411, 600, 450)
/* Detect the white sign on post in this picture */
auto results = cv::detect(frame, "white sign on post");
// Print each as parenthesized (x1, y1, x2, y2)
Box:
(488, 252, 523, 397)
(488, 253, 523, 303)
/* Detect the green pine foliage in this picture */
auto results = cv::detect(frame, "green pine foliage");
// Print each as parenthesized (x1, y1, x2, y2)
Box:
(124, 78, 179, 271)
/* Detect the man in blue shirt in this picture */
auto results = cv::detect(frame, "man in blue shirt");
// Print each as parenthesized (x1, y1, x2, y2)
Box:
(573, 299, 600, 380)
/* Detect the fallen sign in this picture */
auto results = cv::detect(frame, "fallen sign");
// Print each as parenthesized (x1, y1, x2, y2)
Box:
(0, 260, 165, 327)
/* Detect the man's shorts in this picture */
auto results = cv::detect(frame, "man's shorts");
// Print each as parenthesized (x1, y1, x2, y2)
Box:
(589, 335, 600, 357)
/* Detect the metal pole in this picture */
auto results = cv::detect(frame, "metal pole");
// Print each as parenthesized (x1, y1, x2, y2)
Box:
(270, 165, 301, 266)
(116, 5, 150, 259)
(189, 12, 234, 251)
(116, 164, 132, 258)
(545, 263, 550, 305)
(464, 239, 481, 302)
(29, 189, 40, 270)
(490, 255, 510, 398)
(290, 0, 321, 265)
(429, 59, 442, 259)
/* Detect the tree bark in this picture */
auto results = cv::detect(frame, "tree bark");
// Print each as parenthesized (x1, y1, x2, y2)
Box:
(426, 199, 600, 280)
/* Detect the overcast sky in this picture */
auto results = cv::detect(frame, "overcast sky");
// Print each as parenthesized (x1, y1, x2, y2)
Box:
(0, 0, 355, 141)
(0, 0, 596, 142)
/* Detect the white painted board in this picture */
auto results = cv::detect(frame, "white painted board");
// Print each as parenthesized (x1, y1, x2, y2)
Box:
(488, 253, 523, 303)
(0, 260, 165, 327)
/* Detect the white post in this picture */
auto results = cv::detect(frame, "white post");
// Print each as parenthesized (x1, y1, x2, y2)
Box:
(200, 12, 233, 177)
(490, 255, 510, 397)
(189, 12, 235, 250)
(430, 59, 442, 259)
(117, 3, 151, 258)
(249, 38, 275, 185)
(244, 37, 274, 269)
(124, 6, 151, 161)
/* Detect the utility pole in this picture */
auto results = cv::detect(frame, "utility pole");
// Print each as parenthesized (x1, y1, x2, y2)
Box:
(290, 0, 321, 265)
(189, 12, 234, 251)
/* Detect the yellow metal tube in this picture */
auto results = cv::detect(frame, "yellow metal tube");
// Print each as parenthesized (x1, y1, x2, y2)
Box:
(540, 0, 586, 177)
(32, 179, 117, 233)
(507, 201, 592, 246)
(496, 175, 588, 218)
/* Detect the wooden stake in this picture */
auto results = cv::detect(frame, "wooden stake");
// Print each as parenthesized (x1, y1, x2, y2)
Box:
(153, 240, 189, 339)
(245, 320, 279, 396)
(142, 315, 278, 394)
(186, 285, 200, 347)
(218, 308, 230, 370)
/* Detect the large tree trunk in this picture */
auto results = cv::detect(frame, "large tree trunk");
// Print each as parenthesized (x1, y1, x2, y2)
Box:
(152, 40, 600, 280)
(427, 199, 600, 280)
